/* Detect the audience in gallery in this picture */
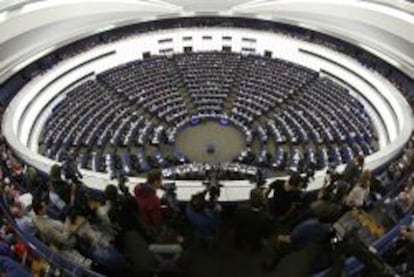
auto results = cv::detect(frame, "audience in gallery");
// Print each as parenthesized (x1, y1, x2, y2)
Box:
(0, 124, 413, 275)
(134, 170, 163, 228)
(345, 169, 372, 208)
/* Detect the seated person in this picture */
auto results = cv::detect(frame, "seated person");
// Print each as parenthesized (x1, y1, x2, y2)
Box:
(185, 192, 221, 244)
(10, 203, 35, 236)
(31, 198, 91, 268)
(48, 183, 67, 212)
(381, 224, 414, 275)
(262, 204, 335, 271)
(277, 213, 334, 250)
(265, 173, 303, 221)
(95, 196, 116, 237)
(65, 213, 124, 271)
(344, 170, 371, 208)
(31, 198, 76, 249)
(234, 188, 273, 249)
(385, 181, 414, 221)
(134, 170, 163, 228)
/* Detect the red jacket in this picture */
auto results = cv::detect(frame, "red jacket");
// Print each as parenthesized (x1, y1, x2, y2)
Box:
(134, 183, 162, 226)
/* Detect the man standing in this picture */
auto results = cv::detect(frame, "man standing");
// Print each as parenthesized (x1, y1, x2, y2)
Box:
(234, 188, 274, 249)
(134, 170, 163, 228)
(265, 173, 302, 221)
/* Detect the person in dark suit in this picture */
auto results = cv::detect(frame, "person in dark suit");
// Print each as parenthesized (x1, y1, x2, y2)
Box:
(234, 188, 274, 250)
(265, 173, 303, 222)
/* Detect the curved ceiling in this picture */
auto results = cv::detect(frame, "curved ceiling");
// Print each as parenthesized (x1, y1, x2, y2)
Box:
(0, 0, 413, 86)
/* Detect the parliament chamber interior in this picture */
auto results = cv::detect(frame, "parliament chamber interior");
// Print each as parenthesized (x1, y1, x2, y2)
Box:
(0, 0, 413, 276)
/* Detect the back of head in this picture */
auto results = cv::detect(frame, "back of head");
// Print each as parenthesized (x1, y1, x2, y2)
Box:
(190, 192, 206, 212)
(250, 188, 265, 209)
(359, 169, 372, 187)
(32, 198, 44, 215)
(49, 164, 62, 181)
(147, 169, 162, 186)
(288, 172, 303, 189)
(355, 155, 364, 166)
(104, 184, 118, 202)
(311, 200, 341, 223)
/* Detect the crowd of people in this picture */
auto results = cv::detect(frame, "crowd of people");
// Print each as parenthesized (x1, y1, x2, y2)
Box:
(0, 123, 413, 276)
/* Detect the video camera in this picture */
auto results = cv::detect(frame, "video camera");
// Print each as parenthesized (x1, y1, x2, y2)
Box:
(202, 167, 224, 201)
(111, 170, 129, 195)
(299, 161, 316, 189)
(160, 182, 179, 213)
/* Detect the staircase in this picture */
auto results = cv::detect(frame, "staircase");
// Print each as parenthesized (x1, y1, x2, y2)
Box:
(170, 57, 198, 116)
(223, 58, 245, 114)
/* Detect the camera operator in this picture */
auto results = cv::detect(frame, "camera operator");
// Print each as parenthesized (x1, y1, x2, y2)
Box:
(48, 164, 91, 219)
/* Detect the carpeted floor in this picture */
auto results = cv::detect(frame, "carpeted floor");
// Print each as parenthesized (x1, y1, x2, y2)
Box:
(175, 121, 246, 163)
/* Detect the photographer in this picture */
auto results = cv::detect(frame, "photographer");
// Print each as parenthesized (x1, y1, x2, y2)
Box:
(48, 164, 91, 219)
